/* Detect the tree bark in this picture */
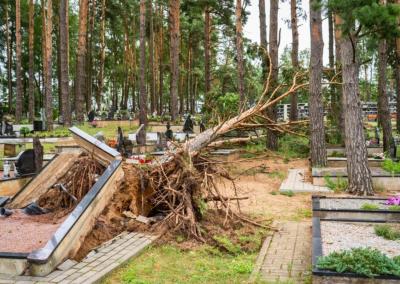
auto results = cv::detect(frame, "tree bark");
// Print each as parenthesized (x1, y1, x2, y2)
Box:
(340, 32, 374, 195)
(158, 4, 164, 115)
(15, 0, 23, 123)
(86, 0, 95, 113)
(138, 0, 148, 145)
(259, 0, 268, 81)
(289, 0, 298, 121)
(75, 0, 89, 123)
(266, 0, 279, 150)
(5, 1, 13, 113)
(377, 38, 393, 152)
(309, 1, 327, 167)
(169, 0, 180, 121)
(43, 0, 54, 131)
(28, 0, 35, 122)
(395, 64, 400, 133)
(149, 0, 156, 114)
(204, 7, 212, 110)
(96, 0, 106, 111)
(60, 0, 71, 126)
(236, 0, 245, 110)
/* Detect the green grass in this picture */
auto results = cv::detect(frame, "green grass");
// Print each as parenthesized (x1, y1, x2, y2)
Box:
(374, 224, 400, 240)
(102, 245, 265, 284)
(360, 203, 380, 210)
(277, 135, 309, 160)
(280, 190, 294, 197)
(389, 205, 400, 211)
(324, 176, 348, 193)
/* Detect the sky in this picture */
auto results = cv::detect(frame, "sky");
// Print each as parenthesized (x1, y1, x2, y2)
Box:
(244, 0, 330, 64)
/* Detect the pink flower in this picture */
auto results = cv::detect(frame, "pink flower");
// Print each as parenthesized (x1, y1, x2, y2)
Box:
(385, 196, 400, 205)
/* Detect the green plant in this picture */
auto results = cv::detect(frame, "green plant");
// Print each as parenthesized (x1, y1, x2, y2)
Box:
(317, 248, 400, 278)
(382, 159, 400, 175)
(360, 203, 380, 210)
(277, 135, 309, 159)
(19, 126, 31, 137)
(280, 190, 294, 197)
(389, 205, 400, 211)
(212, 235, 241, 255)
(324, 176, 348, 193)
(374, 224, 400, 240)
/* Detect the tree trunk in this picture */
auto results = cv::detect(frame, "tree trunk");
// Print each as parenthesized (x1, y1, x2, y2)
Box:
(169, 0, 180, 121)
(289, 0, 298, 121)
(309, 1, 327, 167)
(377, 38, 393, 152)
(28, 0, 35, 122)
(138, 0, 147, 145)
(43, 0, 54, 131)
(86, 0, 95, 113)
(266, 0, 279, 151)
(340, 32, 374, 195)
(60, 0, 71, 126)
(96, 0, 106, 111)
(75, 0, 89, 123)
(15, 0, 23, 123)
(259, 0, 267, 80)
(395, 64, 400, 133)
(333, 14, 345, 145)
(158, 4, 164, 115)
(5, 1, 13, 113)
(149, 0, 156, 114)
(204, 7, 211, 110)
(236, 0, 245, 110)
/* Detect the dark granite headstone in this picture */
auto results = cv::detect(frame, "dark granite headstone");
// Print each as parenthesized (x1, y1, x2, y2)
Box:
(200, 121, 206, 133)
(88, 110, 96, 122)
(183, 115, 194, 133)
(4, 121, 13, 136)
(15, 149, 36, 176)
(165, 122, 173, 141)
(375, 127, 380, 145)
(117, 127, 126, 154)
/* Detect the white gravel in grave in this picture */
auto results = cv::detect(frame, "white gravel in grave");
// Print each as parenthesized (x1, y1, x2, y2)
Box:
(319, 198, 391, 210)
(321, 222, 400, 258)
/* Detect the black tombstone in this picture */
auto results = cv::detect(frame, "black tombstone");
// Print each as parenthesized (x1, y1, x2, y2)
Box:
(15, 149, 36, 176)
(374, 127, 380, 145)
(165, 122, 173, 141)
(183, 114, 194, 133)
(88, 110, 96, 122)
(200, 121, 206, 133)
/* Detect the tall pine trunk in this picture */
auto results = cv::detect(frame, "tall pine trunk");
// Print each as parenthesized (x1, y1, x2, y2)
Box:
(158, 4, 164, 115)
(259, 0, 267, 79)
(86, 0, 95, 113)
(236, 0, 245, 110)
(15, 0, 23, 122)
(266, 0, 279, 151)
(138, 0, 147, 145)
(97, 0, 106, 111)
(395, 64, 400, 133)
(75, 0, 89, 123)
(309, 1, 326, 167)
(377, 37, 393, 152)
(204, 7, 211, 110)
(28, 0, 35, 122)
(340, 31, 373, 195)
(43, 0, 54, 130)
(60, 0, 71, 126)
(149, 0, 156, 114)
(289, 0, 298, 121)
(169, 0, 180, 121)
(5, 1, 12, 113)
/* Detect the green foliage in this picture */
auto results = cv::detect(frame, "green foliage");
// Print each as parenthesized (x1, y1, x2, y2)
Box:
(280, 190, 294, 197)
(374, 225, 400, 240)
(278, 135, 310, 159)
(19, 127, 31, 137)
(317, 248, 400, 278)
(360, 203, 380, 210)
(389, 205, 400, 211)
(213, 92, 239, 120)
(324, 176, 348, 193)
(329, 151, 345, 158)
(382, 159, 400, 175)
(213, 235, 241, 255)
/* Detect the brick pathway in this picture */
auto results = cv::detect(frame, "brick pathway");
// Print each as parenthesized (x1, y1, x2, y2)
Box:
(0, 232, 157, 284)
(253, 222, 312, 283)
(280, 169, 330, 193)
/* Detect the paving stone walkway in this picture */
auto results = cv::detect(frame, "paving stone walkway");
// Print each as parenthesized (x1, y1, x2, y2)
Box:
(280, 169, 330, 193)
(252, 221, 312, 283)
(0, 232, 157, 284)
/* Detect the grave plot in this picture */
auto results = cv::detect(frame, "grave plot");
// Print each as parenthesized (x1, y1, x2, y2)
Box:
(326, 145, 383, 157)
(327, 157, 385, 168)
(312, 218, 400, 283)
(313, 196, 400, 222)
(312, 167, 400, 191)
(0, 127, 123, 277)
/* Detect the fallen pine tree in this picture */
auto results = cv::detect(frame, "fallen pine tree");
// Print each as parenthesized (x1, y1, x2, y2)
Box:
(74, 60, 313, 258)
